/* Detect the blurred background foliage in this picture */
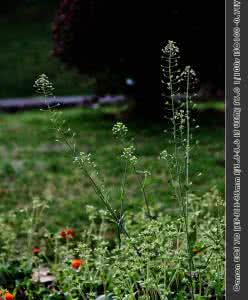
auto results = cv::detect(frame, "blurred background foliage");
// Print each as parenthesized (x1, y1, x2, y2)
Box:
(0, 1, 224, 107)
(52, 0, 224, 115)
(0, 0, 224, 229)
(0, 0, 95, 98)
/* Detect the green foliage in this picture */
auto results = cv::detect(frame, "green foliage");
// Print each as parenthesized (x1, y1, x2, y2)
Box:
(0, 190, 224, 299)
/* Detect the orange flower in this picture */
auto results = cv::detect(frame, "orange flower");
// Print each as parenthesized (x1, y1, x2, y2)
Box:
(60, 229, 67, 239)
(32, 247, 40, 254)
(71, 259, 85, 269)
(5, 293, 14, 300)
(60, 228, 75, 239)
(66, 229, 75, 239)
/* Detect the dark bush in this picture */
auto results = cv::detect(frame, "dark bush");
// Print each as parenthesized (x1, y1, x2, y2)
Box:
(0, 0, 60, 14)
(0, 1, 21, 13)
(53, 0, 224, 114)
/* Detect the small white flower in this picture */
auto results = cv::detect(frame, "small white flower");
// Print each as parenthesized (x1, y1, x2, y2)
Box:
(162, 40, 180, 57)
(121, 145, 137, 165)
(112, 122, 128, 138)
(159, 150, 168, 160)
(34, 74, 54, 96)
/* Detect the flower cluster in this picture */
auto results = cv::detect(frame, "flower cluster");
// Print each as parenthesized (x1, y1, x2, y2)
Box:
(181, 65, 199, 93)
(161, 40, 180, 57)
(112, 122, 128, 139)
(159, 149, 169, 160)
(121, 145, 137, 166)
(161, 41, 182, 96)
(32, 247, 40, 255)
(33, 74, 54, 97)
(60, 228, 76, 240)
(0, 292, 14, 300)
(71, 258, 85, 269)
(74, 152, 97, 170)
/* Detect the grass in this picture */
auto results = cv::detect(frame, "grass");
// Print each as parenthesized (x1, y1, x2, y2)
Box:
(0, 107, 224, 232)
(0, 1, 95, 99)
(196, 101, 224, 111)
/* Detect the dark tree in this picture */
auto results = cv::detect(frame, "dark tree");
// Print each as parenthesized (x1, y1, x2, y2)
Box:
(53, 0, 224, 115)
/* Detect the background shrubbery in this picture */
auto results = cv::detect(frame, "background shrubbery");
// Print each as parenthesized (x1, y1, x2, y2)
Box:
(53, 0, 224, 113)
(0, 0, 94, 98)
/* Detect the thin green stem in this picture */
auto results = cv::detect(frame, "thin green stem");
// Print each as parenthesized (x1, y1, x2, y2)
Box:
(184, 68, 195, 299)
(134, 166, 152, 219)
(120, 161, 128, 218)
(168, 54, 194, 299)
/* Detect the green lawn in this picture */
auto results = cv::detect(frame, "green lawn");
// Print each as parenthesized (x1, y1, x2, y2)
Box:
(0, 2, 94, 98)
(0, 108, 224, 231)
